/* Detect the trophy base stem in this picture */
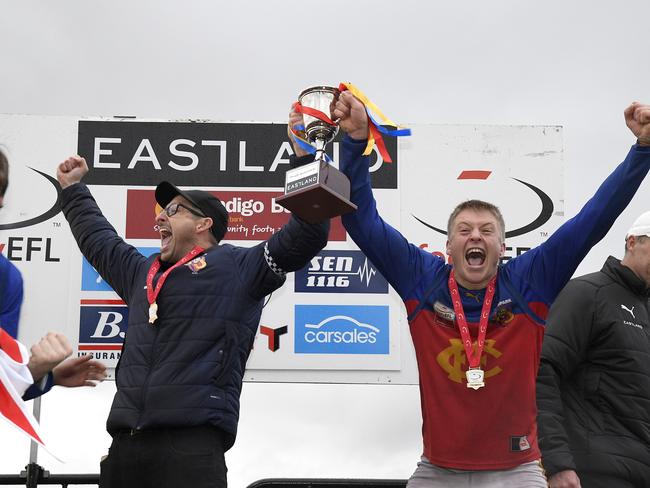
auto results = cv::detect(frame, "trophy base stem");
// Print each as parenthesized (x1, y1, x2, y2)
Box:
(275, 184, 358, 224)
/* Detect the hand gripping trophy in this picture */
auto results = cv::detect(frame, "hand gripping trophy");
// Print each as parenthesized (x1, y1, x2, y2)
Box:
(276, 85, 356, 223)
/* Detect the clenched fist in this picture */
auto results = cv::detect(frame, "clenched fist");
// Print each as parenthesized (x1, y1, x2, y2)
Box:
(57, 155, 89, 189)
(27, 332, 73, 382)
(624, 102, 650, 146)
(332, 91, 368, 141)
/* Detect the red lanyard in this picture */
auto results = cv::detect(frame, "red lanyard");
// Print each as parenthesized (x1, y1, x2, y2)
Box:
(146, 246, 204, 324)
(448, 270, 497, 389)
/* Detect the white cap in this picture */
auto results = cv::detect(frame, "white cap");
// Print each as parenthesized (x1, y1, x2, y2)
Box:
(626, 210, 650, 238)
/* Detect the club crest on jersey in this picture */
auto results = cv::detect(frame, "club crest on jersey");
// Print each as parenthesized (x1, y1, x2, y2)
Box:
(437, 338, 503, 383)
(492, 299, 515, 325)
(186, 255, 207, 274)
(433, 301, 455, 322)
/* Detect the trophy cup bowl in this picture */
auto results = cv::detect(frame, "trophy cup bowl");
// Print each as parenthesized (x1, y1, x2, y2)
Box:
(299, 86, 340, 147)
(275, 86, 358, 223)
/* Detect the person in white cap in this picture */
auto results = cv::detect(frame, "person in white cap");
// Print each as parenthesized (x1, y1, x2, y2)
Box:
(537, 210, 650, 488)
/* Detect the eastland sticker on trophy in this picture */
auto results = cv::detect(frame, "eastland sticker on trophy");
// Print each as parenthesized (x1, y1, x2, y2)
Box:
(276, 83, 411, 223)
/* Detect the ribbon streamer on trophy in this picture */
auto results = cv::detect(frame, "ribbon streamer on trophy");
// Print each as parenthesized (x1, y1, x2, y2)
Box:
(278, 84, 411, 223)
(289, 83, 412, 164)
(338, 82, 411, 163)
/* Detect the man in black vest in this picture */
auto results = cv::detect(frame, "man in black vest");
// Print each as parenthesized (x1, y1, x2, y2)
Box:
(56, 153, 329, 488)
(537, 210, 650, 488)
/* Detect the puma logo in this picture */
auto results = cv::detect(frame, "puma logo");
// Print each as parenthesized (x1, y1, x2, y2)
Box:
(465, 291, 482, 303)
(621, 304, 635, 319)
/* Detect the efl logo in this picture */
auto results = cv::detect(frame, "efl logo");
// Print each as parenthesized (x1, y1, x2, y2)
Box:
(0, 237, 61, 262)
(0, 168, 61, 231)
(295, 250, 389, 294)
(78, 300, 128, 359)
(125, 189, 346, 241)
(294, 305, 389, 355)
(81, 247, 159, 292)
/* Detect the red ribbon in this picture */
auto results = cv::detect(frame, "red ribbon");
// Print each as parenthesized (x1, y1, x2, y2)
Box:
(293, 102, 336, 126)
(146, 246, 205, 316)
(448, 271, 497, 369)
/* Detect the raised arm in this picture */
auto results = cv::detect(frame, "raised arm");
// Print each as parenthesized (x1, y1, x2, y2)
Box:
(332, 92, 442, 299)
(240, 213, 329, 300)
(242, 112, 330, 299)
(506, 103, 650, 302)
(57, 156, 147, 300)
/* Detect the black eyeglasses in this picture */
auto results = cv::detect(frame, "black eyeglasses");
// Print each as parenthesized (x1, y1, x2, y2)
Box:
(163, 202, 207, 218)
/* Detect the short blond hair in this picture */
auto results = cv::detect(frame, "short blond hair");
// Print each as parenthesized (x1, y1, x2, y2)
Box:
(447, 200, 505, 241)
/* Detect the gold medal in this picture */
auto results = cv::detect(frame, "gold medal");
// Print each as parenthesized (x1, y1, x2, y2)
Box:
(449, 271, 496, 391)
(466, 367, 485, 390)
(148, 302, 158, 325)
(146, 246, 205, 327)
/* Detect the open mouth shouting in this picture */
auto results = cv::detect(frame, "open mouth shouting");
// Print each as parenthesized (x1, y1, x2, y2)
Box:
(465, 247, 486, 267)
(159, 226, 172, 254)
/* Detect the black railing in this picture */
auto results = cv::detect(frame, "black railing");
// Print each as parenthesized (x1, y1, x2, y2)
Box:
(0, 464, 98, 487)
(247, 480, 407, 488)
(0, 467, 407, 488)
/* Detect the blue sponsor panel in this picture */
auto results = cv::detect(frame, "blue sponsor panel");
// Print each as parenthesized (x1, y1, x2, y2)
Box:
(81, 246, 159, 291)
(79, 305, 129, 346)
(294, 250, 389, 294)
(294, 305, 389, 354)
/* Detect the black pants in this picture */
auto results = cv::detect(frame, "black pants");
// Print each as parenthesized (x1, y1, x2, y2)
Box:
(100, 425, 227, 488)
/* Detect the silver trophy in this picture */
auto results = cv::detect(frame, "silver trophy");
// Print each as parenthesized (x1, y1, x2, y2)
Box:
(276, 85, 357, 223)
(299, 86, 340, 161)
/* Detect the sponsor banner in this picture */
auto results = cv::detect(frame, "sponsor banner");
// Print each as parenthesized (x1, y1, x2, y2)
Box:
(81, 247, 159, 292)
(0, 169, 61, 232)
(0, 237, 61, 263)
(78, 120, 397, 189)
(294, 305, 389, 355)
(78, 300, 128, 367)
(401, 125, 565, 262)
(295, 250, 389, 294)
(0, 114, 568, 384)
(125, 189, 346, 241)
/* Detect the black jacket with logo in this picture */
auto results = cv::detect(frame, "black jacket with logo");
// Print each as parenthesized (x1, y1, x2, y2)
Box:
(61, 183, 328, 450)
(537, 256, 650, 485)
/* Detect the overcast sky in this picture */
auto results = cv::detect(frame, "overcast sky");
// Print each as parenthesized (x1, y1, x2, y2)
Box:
(1, 1, 650, 487)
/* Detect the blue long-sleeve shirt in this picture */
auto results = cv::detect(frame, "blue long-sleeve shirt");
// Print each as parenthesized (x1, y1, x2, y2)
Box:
(339, 135, 650, 470)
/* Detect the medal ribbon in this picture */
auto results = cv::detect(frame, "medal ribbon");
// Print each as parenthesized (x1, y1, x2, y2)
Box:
(146, 246, 205, 313)
(448, 270, 497, 369)
(338, 82, 411, 163)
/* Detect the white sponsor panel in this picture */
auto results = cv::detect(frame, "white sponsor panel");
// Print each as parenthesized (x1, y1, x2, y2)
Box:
(0, 115, 563, 384)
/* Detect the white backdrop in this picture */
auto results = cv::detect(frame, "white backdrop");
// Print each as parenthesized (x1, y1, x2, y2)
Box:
(1, 1, 650, 487)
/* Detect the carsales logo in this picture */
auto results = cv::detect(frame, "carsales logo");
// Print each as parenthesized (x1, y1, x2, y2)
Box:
(294, 305, 389, 355)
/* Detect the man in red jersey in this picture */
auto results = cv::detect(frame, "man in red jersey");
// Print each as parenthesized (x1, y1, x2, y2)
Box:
(288, 97, 650, 487)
